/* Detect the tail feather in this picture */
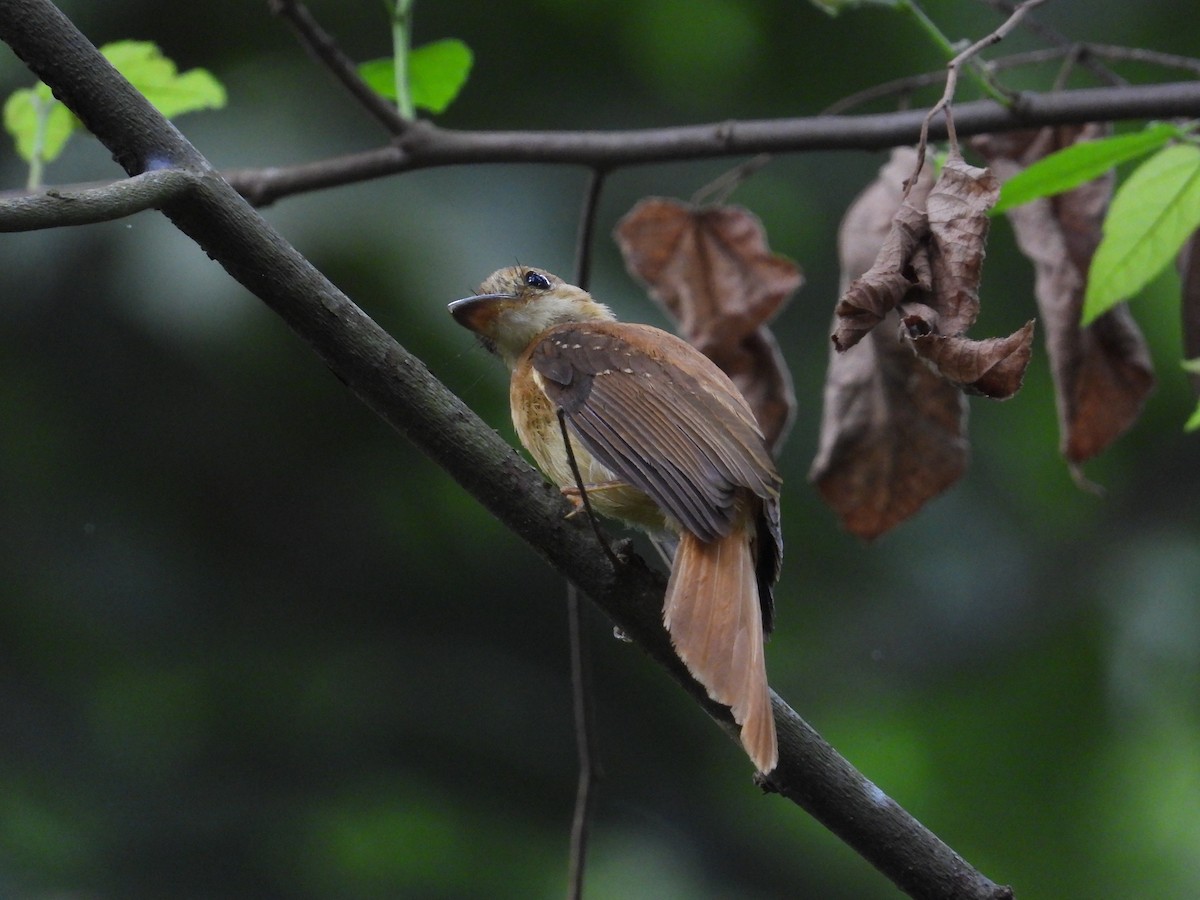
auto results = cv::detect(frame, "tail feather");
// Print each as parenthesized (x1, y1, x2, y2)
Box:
(663, 527, 777, 773)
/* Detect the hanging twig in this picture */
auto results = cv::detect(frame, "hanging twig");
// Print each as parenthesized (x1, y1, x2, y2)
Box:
(562, 166, 609, 900)
(565, 581, 600, 900)
(573, 169, 606, 292)
(905, 0, 1049, 194)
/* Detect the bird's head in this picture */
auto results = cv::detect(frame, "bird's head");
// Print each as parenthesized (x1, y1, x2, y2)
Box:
(449, 266, 615, 367)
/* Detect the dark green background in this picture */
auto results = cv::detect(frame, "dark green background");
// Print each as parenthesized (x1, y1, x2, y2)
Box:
(2, 1, 1198, 897)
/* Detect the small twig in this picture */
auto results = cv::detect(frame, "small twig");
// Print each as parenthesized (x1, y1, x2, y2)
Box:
(0, 168, 196, 231)
(897, 0, 1010, 105)
(573, 169, 606, 291)
(905, 0, 1048, 194)
(825, 43, 1200, 115)
(268, 0, 410, 136)
(691, 153, 773, 207)
(976, 0, 1125, 86)
(557, 410, 620, 570)
(565, 581, 600, 900)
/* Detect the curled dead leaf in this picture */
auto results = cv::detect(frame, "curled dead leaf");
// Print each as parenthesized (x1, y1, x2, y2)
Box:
(903, 319, 1036, 399)
(615, 196, 802, 451)
(832, 201, 929, 352)
(924, 154, 1000, 337)
(814, 148, 968, 538)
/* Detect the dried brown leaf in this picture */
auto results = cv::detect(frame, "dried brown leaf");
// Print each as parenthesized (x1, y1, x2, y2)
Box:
(925, 153, 1000, 336)
(837, 148, 937, 288)
(814, 149, 966, 538)
(975, 127, 1155, 462)
(904, 319, 1036, 400)
(614, 197, 802, 449)
(614, 198, 802, 348)
(832, 202, 929, 352)
(832, 149, 937, 352)
(811, 315, 968, 539)
(707, 328, 796, 453)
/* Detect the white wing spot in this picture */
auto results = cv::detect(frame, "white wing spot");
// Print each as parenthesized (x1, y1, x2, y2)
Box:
(622, 368, 633, 374)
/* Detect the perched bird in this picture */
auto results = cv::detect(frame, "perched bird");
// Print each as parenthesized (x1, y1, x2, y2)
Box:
(449, 266, 783, 773)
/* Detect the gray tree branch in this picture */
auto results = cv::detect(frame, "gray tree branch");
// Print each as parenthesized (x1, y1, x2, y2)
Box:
(0, 168, 195, 230)
(224, 79, 1200, 206)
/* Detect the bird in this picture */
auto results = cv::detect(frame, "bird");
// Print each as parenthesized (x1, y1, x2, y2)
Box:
(449, 266, 783, 773)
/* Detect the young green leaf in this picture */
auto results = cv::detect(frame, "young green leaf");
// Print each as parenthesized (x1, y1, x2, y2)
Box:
(1084, 143, 1200, 323)
(3, 39, 224, 180)
(358, 39, 473, 114)
(358, 58, 398, 100)
(1185, 401, 1200, 431)
(3, 82, 80, 164)
(994, 123, 1182, 214)
(408, 39, 472, 114)
(101, 41, 226, 118)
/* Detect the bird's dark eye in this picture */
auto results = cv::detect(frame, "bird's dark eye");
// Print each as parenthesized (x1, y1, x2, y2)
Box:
(524, 270, 551, 290)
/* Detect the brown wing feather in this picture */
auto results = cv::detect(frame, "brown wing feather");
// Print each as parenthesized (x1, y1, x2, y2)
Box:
(530, 322, 781, 542)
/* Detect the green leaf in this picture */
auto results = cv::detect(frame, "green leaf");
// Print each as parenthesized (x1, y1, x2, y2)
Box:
(358, 58, 397, 100)
(1185, 401, 1200, 432)
(3, 84, 79, 164)
(357, 39, 473, 114)
(100, 40, 226, 118)
(409, 39, 472, 114)
(994, 123, 1183, 214)
(1182, 357, 1200, 375)
(3, 40, 224, 174)
(1084, 143, 1200, 323)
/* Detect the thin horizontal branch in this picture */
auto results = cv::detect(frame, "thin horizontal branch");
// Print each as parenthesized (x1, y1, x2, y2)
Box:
(225, 79, 1200, 206)
(0, 168, 196, 231)
(0, 2, 1021, 896)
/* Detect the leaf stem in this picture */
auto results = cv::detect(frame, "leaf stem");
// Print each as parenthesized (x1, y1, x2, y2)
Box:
(391, 0, 414, 120)
(26, 91, 48, 190)
(896, 0, 1014, 105)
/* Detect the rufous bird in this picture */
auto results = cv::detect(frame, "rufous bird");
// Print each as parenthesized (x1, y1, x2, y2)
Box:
(449, 266, 783, 773)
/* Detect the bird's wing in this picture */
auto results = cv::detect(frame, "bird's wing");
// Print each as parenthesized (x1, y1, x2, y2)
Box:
(529, 321, 780, 542)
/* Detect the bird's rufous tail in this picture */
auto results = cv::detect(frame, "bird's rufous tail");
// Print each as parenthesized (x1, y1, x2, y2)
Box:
(662, 527, 777, 773)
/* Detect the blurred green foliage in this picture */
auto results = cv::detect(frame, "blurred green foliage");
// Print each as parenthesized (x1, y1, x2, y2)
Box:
(2, 1, 1199, 898)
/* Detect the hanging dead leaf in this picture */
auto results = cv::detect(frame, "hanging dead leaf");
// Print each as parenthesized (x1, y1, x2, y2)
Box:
(838, 148, 936, 279)
(614, 198, 801, 348)
(813, 147, 967, 538)
(1179, 229, 1200, 394)
(974, 128, 1154, 463)
(832, 201, 930, 352)
(925, 153, 1000, 336)
(614, 197, 802, 450)
(811, 313, 968, 540)
(903, 318, 1036, 399)
(707, 328, 796, 454)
